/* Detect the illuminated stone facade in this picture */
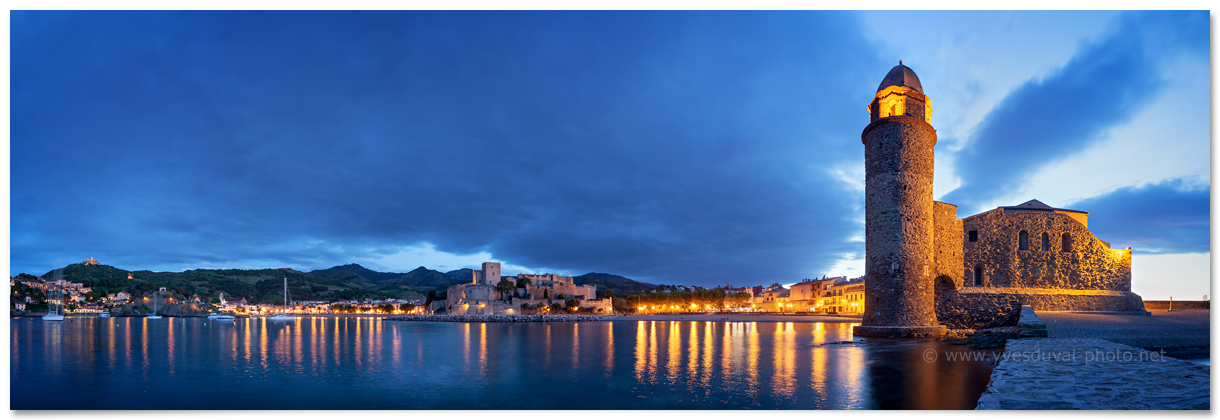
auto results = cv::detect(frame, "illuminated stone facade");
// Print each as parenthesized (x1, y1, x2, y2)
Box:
(854, 62, 946, 338)
(446, 262, 519, 315)
(854, 63, 1143, 335)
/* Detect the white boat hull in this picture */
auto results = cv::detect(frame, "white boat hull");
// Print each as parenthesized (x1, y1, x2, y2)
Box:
(146, 315, 163, 319)
(42, 314, 65, 321)
(268, 315, 296, 321)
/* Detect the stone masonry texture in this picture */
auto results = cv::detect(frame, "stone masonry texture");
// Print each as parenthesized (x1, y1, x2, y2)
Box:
(962, 209, 1131, 291)
(862, 113, 939, 329)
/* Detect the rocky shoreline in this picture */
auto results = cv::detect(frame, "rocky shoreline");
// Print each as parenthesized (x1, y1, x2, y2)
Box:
(386, 314, 610, 323)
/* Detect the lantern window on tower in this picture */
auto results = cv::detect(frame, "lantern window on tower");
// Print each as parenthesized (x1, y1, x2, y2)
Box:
(880, 94, 905, 118)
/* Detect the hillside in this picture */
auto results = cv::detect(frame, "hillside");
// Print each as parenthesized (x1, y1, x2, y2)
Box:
(573, 272, 657, 294)
(44, 263, 425, 304)
(34, 262, 650, 304)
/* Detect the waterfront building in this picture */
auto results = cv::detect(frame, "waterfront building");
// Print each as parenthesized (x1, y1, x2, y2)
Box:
(789, 277, 842, 313)
(830, 278, 866, 315)
(753, 283, 790, 312)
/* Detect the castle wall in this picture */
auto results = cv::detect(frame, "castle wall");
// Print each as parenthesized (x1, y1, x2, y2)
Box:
(962, 209, 1131, 291)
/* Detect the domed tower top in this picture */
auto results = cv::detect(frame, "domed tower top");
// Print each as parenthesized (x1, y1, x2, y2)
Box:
(876, 60, 923, 94)
(867, 61, 932, 125)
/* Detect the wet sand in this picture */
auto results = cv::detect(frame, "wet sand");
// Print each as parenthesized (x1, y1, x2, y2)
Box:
(1038, 309, 1210, 359)
(612, 313, 863, 323)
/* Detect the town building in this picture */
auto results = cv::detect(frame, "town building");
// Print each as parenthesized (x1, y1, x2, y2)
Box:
(789, 277, 843, 313)
(752, 283, 790, 312)
(829, 277, 865, 315)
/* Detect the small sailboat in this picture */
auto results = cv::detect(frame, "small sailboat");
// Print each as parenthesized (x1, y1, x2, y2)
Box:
(269, 278, 296, 321)
(42, 282, 65, 322)
(146, 290, 163, 319)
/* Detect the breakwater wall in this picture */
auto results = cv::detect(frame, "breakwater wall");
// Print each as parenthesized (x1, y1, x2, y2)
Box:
(387, 314, 609, 323)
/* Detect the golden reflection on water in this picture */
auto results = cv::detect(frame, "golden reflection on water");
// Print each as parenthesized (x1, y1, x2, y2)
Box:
(166, 318, 174, 375)
(604, 322, 613, 378)
(634, 321, 645, 381)
(701, 321, 713, 388)
(570, 323, 579, 370)
(746, 322, 759, 401)
(687, 321, 698, 383)
(771, 322, 795, 398)
(463, 322, 471, 368)
(544, 324, 552, 369)
(141, 318, 149, 377)
(479, 323, 488, 374)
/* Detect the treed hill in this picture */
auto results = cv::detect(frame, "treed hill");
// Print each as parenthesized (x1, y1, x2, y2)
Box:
(309, 264, 463, 288)
(35, 262, 649, 304)
(574, 272, 657, 294)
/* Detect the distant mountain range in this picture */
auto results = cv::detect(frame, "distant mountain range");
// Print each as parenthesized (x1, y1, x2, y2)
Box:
(32, 262, 655, 304)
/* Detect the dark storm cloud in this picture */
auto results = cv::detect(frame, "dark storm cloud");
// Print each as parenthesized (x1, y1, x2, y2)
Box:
(1065, 179, 1209, 254)
(11, 11, 886, 284)
(940, 11, 1208, 214)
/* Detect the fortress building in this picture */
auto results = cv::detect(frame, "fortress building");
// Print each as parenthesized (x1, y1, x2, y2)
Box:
(853, 62, 1143, 338)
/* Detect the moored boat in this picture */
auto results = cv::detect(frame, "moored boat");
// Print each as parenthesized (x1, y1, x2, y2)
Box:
(269, 278, 297, 321)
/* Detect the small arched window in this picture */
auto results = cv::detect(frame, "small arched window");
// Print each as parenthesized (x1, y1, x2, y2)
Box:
(1041, 232, 1050, 251)
(1061, 232, 1073, 253)
(1018, 230, 1029, 250)
(974, 265, 984, 287)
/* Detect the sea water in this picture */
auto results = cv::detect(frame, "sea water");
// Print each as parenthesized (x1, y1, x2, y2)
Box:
(9, 317, 996, 409)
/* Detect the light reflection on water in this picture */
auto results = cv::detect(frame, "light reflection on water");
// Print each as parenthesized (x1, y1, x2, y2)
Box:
(10, 317, 996, 410)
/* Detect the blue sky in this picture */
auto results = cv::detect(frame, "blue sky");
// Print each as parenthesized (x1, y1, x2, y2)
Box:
(8, 11, 1210, 299)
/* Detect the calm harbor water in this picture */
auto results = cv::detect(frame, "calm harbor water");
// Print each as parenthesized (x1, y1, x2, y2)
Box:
(10, 316, 996, 409)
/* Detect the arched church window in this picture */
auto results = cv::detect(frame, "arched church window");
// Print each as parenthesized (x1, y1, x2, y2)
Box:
(1041, 232, 1050, 251)
(973, 265, 984, 287)
(1018, 230, 1029, 250)
(1061, 233, 1073, 253)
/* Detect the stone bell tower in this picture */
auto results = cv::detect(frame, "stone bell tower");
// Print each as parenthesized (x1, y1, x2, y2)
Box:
(853, 61, 946, 338)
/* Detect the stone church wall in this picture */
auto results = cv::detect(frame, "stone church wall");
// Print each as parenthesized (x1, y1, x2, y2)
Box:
(962, 209, 1131, 291)
(933, 201, 964, 289)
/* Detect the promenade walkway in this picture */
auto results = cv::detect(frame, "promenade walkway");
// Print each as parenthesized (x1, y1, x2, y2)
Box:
(976, 338, 1209, 409)
(1038, 309, 1210, 359)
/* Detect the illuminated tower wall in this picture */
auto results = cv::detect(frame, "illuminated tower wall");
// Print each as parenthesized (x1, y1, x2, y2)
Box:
(853, 62, 946, 338)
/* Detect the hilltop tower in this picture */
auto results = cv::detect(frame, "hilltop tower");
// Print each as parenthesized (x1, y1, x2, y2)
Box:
(853, 62, 946, 337)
